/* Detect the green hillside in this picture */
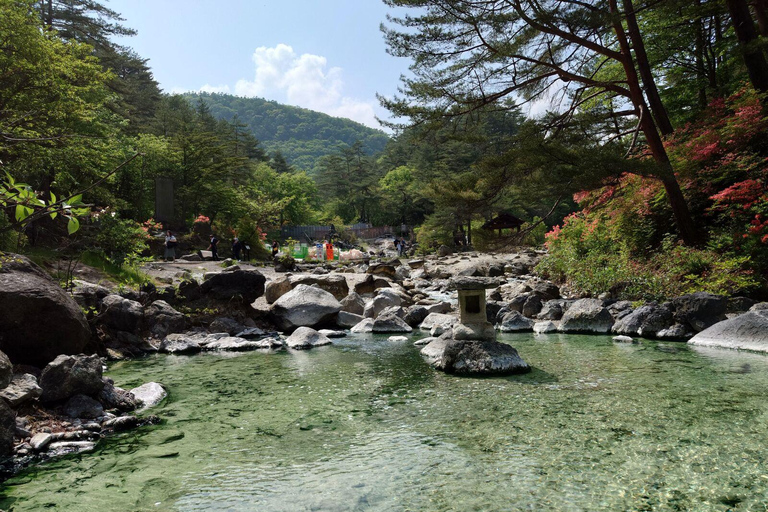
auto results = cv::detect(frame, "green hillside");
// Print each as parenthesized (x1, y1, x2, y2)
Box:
(184, 92, 390, 173)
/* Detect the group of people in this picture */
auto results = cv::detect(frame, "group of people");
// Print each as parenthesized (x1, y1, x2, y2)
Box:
(393, 237, 408, 256)
(163, 231, 251, 262)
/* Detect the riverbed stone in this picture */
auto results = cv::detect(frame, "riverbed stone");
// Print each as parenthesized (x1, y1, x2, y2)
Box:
(200, 268, 266, 303)
(130, 382, 167, 411)
(612, 304, 673, 337)
(285, 327, 332, 349)
(99, 379, 138, 412)
(420, 313, 458, 331)
(672, 292, 727, 332)
(265, 276, 292, 304)
(0, 253, 91, 366)
(533, 321, 558, 334)
(420, 338, 450, 365)
(340, 292, 366, 315)
(530, 281, 560, 301)
(39, 354, 104, 403)
(522, 295, 543, 318)
(403, 306, 429, 327)
(350, 318, 375, 333)
(204, 336, 273, 351)
(656, 324, 692, 340)
(101, 294, 144, 333)
(159, 333, 202, 354)
(337, 311, 364, 328)
(538, 300, 566, 321)
(71, 280, 112, 311)
(688, 311, 768, 352)
(363, 294, 402, 319)
(559, 299, 614, 333)
(0, 373, 42, 407)
(30, 432, 53, 452)
(498, 311, 535, 332)
(208, 317, 247, 335)
(270, 284, 342, 332)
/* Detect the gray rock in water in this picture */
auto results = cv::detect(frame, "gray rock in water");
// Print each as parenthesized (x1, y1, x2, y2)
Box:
(340, 292, 366, 316)
(0, 254, 91, 366)
(102, 415, 140, 432)
(145, 300, 187, 338)
(420, 338, 450, 365)
(522, 295, 543, 318)
(414, 336, 439, 346)
(63, 394, 104, 419)
(498, 311, 534, 332)
(388, 336, 409, 342)
(612, 303, 673, 338)
(200, 269, 266, 303)
(99, 378, 138, 411)
(372, 314, 413, 333)
(350, 318, 375, 333)
(39, 354, 104, 403)
(204, 336, 275, 351)
(533, 321, 558, 334)
(672, 292, 727, 332)
(130, 382, 167, 411)
(337, 311, 364, 328)
(318, 329, 346, 338)
(656, 324, 692, 340)
(270, 284, 342, 332)
(0, 373, 42, 407)
(433, 339, 531, 375)
(30, 432, 53, 452)
(159, 333, 202, 354)
(101, 294, 144, 333)
(420, 313, 458, 331)
(688, 311, 768, 352)
(285, 327, 332, 349)
(48, 440, 96, 456)
(559, 299, 614, 333)
(612, 335, 636, 344)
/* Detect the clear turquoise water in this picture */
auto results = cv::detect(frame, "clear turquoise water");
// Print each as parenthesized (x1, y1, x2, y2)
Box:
(2, 333, 768, 511)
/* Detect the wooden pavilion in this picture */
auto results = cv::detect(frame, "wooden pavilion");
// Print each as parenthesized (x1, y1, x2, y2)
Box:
(481, 212, 525, 235)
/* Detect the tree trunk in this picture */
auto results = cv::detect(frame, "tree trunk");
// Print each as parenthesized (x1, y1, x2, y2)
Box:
(622, 0, 674, 135)
(695, 0, 709, 109)
(753, 0, 768, 36)
(610, 0, 700, 245)
(726, 0, 768, 94)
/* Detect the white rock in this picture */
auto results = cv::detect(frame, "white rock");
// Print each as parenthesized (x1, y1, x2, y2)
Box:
(130, 382, 167, 412)
(388, 336, 409, 342)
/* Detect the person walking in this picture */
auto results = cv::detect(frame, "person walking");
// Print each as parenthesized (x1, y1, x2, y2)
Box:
(164, 231, 177, 261)
(209, 234, 219, 261)
(271, 240, 280, 258)
(232, 237, 242, 260)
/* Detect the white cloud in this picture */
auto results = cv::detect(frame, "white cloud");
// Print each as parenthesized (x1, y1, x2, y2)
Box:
(199, 84, 231, 94)
(233, 44, 379, 128)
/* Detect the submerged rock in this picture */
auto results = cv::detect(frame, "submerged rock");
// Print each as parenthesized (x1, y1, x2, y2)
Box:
(39, 354, 104, 403)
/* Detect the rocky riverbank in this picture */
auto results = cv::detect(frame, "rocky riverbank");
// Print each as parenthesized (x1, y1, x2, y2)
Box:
(1, 246, 766, 478)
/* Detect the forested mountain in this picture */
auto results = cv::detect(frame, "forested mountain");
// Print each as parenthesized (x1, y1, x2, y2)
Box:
(183, 93, 390, 173)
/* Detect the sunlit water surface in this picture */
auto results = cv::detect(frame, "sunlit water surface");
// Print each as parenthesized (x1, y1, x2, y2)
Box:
(2, 333, 768, 511)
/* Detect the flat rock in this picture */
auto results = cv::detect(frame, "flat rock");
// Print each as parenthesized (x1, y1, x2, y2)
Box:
(0, 373, 42, 407)
(159, 334, 202, 354)
(498, 311, 534, 332)
(688, 311, 768, 352)
(420, 313, 458, 331)
(533, 321, 558, 334)
(433, 339, 531, 375)
(559, 299, 614, 333)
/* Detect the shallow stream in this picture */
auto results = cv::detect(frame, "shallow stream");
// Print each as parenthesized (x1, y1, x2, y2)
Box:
(2, 333, 768, 511)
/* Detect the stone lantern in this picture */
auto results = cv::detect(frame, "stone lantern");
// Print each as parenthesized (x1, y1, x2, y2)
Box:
(450, 277, 499, 341)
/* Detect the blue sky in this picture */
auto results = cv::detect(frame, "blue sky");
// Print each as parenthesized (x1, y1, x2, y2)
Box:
(109, 0, 411, 130)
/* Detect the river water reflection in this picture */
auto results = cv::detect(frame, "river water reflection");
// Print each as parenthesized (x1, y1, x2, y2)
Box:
(2, 332, 768, 511)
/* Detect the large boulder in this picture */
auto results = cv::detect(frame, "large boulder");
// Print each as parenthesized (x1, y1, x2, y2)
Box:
(363, 294, 402, 319)
(99, 378, 138, 412)
(366, 263, 398, 280)
(688, 311, 768, 352)
(130, 382, 167, 412)
(538, 300, 566, 321)
(101, 294, 143, 333)
(39, 354, 104, 403)
(431, 340, 531, 375)
(200, 269, 266, 303)
(337, 311, 364, 328)
(672, 292, 727, 332)
(403, 306, 429, 327)
(612, 304, 673, 338)
(63, 394, 103, 419)
(144, 300, 186, 338)
(159, 333, 203, 354)
(291, 275, 349, 300)
(0, 351, 11, 390)
(559, 299, 614, 333)
(285, 327, 332, 349)
(0, 253, 91, 366)
(420, 313, 458, 331)
(530, 281, 560, 301)
(270, 284, 342, 332)
(522, 295, 543, 318)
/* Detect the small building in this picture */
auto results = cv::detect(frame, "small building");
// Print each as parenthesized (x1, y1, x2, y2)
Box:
(481, 212, 524, 235)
